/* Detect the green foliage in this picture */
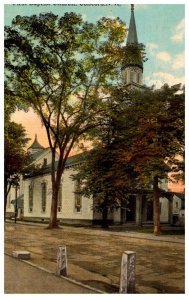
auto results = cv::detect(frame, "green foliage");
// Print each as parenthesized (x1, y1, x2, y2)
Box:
(4, 119, 33, 220)
(5, 12, 145, 227)
(72, 146, 136, 213)
(5, 13, 131, 155)
(112, 84, 185, 186)
(73, 83, 184, 216)
(4, 120, 31, 179)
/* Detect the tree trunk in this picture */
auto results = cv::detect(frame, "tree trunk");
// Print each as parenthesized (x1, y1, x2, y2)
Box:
(153, 176, 161, 235)
(47, 148, 62, 229)
(102, 207, 109, 228)
(102, 193, 109, 228)
(48, 186, 59, 229)
(47, 144, 74, 229)
(48, 169, 62, 229)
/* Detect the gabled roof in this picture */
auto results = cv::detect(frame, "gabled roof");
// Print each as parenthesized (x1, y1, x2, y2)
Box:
(24, 152, 86, 179)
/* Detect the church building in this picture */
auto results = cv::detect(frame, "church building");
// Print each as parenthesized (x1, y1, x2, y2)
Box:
(6, 5, 184, 226)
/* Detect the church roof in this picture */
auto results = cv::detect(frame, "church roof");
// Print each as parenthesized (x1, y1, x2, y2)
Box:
(127, 4, 138, 46)
(28, 134, 45, 151)
(24, 152, 86, 179)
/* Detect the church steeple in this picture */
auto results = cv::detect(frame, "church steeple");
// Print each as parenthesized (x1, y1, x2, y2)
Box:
(121, 4, 144, 89)
(127, 4, 138, 45)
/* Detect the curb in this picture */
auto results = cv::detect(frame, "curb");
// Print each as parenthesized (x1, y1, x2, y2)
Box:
(108, 232, 185, 244)
(4, 253, 105, 294)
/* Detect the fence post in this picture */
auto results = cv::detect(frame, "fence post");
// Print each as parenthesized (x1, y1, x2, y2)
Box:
(119, 251, 136, 293)
(56, 245, 68, 276)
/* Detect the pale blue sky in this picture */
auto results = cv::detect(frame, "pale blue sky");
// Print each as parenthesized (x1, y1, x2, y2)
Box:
(4, 3, 185, 88)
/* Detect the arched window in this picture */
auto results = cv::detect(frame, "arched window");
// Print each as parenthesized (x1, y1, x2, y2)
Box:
(130, 71, 134, 82)
(137, 72, 140, 83)
(8, 195, 11, 208)
(75, 180, 82, 213)
(29, 183, 33, 212)
(41, 182, 47, 212)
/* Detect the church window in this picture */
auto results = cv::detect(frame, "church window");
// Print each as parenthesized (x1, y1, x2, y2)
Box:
(41, 182, 47, 212)
(130, 71, 134, 82)
(74, 180, 82, 212)
(29, 184, 33, 212)
(7, 195, 11, 208)
(137, 72, 140, 83)
(122, 70, 127, 84)
(124, 72, 127, 83)
(57, 184, 62, 212)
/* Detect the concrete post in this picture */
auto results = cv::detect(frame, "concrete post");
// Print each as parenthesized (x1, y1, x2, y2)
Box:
(57, 246, 68, 276)
(120, 251, 136, 293)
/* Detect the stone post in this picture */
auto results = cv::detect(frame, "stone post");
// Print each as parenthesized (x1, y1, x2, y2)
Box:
(56, 246, 68, 276)
(120, 251, 136, 293)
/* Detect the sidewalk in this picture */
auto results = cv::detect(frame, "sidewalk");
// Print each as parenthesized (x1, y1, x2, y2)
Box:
(4, 255, 101, 294)
(7, 219, 184, 244)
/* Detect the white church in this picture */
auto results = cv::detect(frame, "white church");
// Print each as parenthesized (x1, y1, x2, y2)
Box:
(6, 5, 184, 226)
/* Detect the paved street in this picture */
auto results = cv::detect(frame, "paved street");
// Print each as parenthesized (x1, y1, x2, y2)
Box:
(4, 255, 97, 294)
(4, 222, 185, 293)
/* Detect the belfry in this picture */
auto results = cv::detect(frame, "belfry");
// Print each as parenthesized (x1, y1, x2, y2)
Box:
(121, 4, 143, 89)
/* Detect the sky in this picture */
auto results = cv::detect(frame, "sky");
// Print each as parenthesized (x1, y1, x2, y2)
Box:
(3, 1, 185, 148)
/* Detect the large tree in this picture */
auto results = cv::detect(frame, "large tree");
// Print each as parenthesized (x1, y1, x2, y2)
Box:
(72, 145, 137, 228)
(72, 95, 138, 228)
(112, 84, 184, 235)
(73, 84, 184, 234)
(5, 12, 143, 228)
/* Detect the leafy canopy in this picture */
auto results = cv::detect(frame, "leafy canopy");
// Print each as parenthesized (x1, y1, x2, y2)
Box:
(110, 83, 185, 186)
(73, 83, 184, 209)
(5, 13, 130, 152)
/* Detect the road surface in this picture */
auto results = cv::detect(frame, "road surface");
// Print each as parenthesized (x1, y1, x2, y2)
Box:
(4, 255, 97, 294)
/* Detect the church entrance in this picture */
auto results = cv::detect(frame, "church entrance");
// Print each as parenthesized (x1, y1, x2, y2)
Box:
(142, 196, 153, 222)
(146, 200, 153, 221)
(121, 195, 136, 223)
(126, 195, 136, 222)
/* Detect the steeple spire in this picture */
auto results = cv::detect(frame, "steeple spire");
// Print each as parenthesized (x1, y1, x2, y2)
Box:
(121, 4, 144, 89)
(127, 4, 138, 45)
